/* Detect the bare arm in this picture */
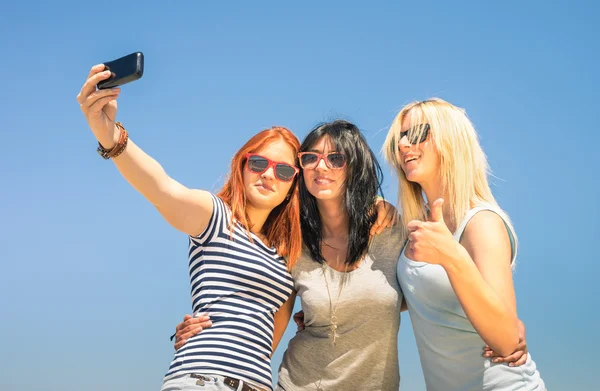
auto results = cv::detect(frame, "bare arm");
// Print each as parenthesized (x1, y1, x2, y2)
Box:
(77, 64, 213, 236)
(406, 200, 519, 356)
(444, 210, 519, 356)
(110, 139, 214, 236)
(272, 291, 296, 354)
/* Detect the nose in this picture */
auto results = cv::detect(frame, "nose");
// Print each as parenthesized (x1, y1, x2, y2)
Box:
(398, 135, 412, 151)
(315, 156, 328, 171)
(261, 166, 276, 180)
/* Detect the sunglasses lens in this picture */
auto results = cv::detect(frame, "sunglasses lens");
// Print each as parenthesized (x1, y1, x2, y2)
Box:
(276, 164, 296, 181)
(300, 153, 319, 168)
(327, 153, 346, 168)
(399, 124, 430, 146)
(248, 156, 268, 173)
(410, 124, 430, 144)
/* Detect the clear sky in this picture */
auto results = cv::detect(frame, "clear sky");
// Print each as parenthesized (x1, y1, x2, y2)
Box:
(1, 1, 598, 390)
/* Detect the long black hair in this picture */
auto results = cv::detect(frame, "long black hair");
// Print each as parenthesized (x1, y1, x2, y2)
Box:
(299, 120, 384, 266)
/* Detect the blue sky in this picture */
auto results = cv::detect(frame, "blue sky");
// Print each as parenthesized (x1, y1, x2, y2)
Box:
(1, 1, 597, 390)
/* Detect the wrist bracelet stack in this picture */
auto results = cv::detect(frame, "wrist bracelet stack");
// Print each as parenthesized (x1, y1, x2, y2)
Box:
(97, 122, 129, 160)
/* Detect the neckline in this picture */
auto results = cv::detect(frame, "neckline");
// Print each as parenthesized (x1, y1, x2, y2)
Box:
(322, 256, 369, 275)
(233, 220, 278, 254)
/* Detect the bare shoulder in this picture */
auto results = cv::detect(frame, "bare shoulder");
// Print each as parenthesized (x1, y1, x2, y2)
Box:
(461, 210, 512, 265)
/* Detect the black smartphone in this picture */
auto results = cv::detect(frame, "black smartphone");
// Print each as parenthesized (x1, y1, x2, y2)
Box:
(97, 52, 144, 89)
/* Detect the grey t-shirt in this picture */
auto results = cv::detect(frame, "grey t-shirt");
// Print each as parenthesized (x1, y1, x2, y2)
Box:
(277, 226, 404, 391)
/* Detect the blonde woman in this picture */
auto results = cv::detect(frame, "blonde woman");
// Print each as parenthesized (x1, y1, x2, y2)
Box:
(383, 98, 546, 391)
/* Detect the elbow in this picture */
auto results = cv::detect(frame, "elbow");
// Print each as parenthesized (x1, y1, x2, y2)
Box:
(495, 340, 519, 357)
(494, 319, 520, 356)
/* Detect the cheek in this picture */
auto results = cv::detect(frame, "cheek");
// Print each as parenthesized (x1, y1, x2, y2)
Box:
(243, 170, 259, 190)
(423, 143, 441, 169)
(242, 171, 251, 187)
(336, 170, 348, 186)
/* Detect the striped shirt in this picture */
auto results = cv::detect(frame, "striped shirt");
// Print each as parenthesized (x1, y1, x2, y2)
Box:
(163, 194, 294, 390)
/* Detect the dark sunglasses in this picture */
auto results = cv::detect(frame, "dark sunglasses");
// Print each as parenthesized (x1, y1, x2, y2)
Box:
(298, 152, 347, 170)
(245, 153, 299, 182)
(399, 123, 430, 145)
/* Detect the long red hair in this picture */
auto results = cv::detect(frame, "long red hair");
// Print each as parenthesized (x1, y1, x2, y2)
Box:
(217, 126, 302, 269)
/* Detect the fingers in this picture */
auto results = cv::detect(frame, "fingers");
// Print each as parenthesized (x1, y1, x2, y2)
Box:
(373, 208, 387, 235)
(482, 343, 528, 367)
(80, 88, 120, 112)
(178, 320, 212, 336)
(370, 223, 384, 236)
(510, 351, 528, 367)
(407, 220, 422, 232)
(490, 350, 525, 365)
(175, 314, 192, 332)
(174, 340, 186, 350)
(428, 198, 444, 222)
(176, 325, 205, 343)
(175, 315, 210, 331)
(293, 310, 304, 326)
(86, 63, 106, 80)
(408, 231, 419, 243)
(382, 212, 397, 228)
(293, 310, 306, 332)
(173, 315, 212, 351)
(77, 68, 113, 104)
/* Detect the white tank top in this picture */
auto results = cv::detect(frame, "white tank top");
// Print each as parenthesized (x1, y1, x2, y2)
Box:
(397, 205, 546, 391)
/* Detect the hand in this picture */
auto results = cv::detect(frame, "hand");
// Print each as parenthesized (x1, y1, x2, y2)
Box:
(482, 319, 528, 366)
(173, 314, 212, 350)
(405, 199, 461, 265)
(293, 310, 305, 333)
(76, 64, 121, 148)
(371, 198, 399, 235)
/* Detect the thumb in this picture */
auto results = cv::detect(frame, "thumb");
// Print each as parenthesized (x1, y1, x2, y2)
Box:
(429, 198, 444, 222)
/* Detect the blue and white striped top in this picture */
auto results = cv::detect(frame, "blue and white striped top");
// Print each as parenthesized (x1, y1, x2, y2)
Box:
(163, 194, 294, 390)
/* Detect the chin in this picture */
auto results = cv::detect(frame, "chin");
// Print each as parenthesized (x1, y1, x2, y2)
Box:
(247, 192, 282, 210)
(313, 191, 343, 201)
(403, 172, 423, 184)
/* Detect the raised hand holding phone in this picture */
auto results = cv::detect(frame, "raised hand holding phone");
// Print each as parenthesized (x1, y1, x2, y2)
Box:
(97, 52, 144, 90)
(76, 65, 121, 149)
(405, 199, 464, 266)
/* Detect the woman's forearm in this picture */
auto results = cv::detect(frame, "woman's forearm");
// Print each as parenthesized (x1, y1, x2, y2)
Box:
(444, 248, 519, 356)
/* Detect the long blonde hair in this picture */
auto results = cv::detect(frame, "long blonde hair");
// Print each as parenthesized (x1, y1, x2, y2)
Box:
(382, 98, 518, 257)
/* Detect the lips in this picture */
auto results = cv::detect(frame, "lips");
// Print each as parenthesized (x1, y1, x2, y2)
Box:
(403, 154, 420, 164)
(314, 176, 334, 185)
(255, 182, 274, 192)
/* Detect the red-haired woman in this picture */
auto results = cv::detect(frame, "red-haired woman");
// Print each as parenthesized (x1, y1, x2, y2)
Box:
(77, 65, 302, 391)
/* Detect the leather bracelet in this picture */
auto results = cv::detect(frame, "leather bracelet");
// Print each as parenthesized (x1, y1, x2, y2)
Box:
(97, 122, 129, 160)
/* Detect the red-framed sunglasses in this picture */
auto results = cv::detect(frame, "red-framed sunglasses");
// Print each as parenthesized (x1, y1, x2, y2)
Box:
(245, 153, 299, 182)
(298, 152, 347, 169)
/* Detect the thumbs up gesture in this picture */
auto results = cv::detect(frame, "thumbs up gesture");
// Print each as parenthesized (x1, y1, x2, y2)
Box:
(405, 199, 459, 266)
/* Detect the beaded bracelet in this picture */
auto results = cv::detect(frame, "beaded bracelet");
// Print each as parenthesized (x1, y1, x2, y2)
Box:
(97, 122, 129, 160)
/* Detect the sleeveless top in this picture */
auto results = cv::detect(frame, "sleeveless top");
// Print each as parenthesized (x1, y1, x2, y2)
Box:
(397, 205, 546, 391)
(277, 226, 404, 390)
(163, 194, 294, 391)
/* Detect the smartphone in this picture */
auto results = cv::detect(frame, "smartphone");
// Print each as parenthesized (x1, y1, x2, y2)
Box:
(97, 52, 144, 89)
